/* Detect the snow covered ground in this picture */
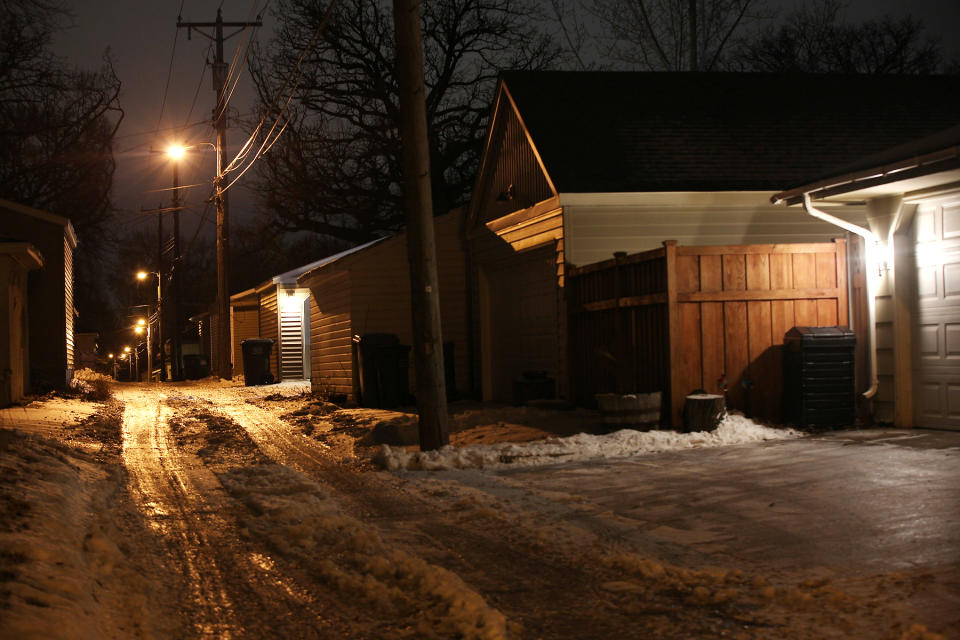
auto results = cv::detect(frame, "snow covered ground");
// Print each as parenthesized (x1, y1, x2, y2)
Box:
(1, 376, 956, 639)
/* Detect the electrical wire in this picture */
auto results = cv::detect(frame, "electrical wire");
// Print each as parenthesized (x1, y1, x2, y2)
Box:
(153, 1, 187, 136)
(218, 0, 338, 195)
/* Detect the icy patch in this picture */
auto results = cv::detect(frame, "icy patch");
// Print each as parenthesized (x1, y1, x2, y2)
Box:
(379, 413, 802, 471)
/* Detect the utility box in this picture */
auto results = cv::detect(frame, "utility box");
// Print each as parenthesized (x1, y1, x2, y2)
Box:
(783, 326, 856, 429)
(241, 338, 275, 386)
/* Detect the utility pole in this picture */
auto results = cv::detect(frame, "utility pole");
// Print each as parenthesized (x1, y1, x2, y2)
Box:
(393, 0, 449, 450)
(178, 9, 262, 380)
(171, 160, 182, 380)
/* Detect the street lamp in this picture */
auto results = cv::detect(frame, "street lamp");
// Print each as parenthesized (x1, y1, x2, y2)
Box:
(123, 346, 134, 380)
(108, 353, 116, 379)
(137, 270, 163, 381)
(165, 144, 183, 381)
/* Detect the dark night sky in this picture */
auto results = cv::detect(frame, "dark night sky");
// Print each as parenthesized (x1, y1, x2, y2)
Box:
(52, 0, 960, 245)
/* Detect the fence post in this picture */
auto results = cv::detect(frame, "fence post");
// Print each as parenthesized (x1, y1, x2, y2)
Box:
(663, 240, 680, 428)
(834, 237, 848, 326)
(613, 251, 626, 393)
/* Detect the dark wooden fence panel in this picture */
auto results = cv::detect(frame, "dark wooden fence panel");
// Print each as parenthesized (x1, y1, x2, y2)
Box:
(568, 240, 849, 427)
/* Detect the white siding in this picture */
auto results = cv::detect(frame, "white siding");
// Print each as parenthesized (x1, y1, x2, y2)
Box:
(562, 192, 868, 267)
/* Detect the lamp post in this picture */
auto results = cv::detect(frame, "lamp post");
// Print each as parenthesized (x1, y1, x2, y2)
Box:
(137, 271, 163, 381)
(108, 353, 116, 379)
(124, 346, 134, 380)
(166, 145, 184, 381)
(135, 322, 147, 382)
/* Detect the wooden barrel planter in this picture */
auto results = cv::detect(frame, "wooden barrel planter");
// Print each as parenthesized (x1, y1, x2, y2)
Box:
(595, 392, 661, 430)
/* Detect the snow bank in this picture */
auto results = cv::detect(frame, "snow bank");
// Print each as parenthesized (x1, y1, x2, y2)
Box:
(379, 413, 802, 471)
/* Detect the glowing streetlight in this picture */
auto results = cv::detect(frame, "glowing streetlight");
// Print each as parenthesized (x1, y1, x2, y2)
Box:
(167, 144, 186, 160)
(136, 271, 162, 381)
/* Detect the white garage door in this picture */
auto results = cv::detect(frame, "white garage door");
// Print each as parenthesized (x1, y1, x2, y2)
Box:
(913, 196, 960, 430)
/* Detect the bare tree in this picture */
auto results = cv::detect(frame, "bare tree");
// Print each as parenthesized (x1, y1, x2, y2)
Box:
(1, 0, 123, 333)
(250, 0, 562, 242)
(732, 0, 943, 74)
(0, 1, 122, 240)
(591, 0, 767, 71)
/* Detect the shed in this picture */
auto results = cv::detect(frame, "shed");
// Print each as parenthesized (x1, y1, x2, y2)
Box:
(468, 72, 960, 422)
(774, 123, 960, 430)
(0, 242, 44, 406)
(0, 199, 79, 390)
(296, 210, 468, 402)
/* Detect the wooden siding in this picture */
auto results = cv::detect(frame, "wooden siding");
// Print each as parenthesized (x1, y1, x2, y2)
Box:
(258, 288, 279, 381)
(562, 195, 868, 267)
(231, 306, 258, 375)
(568, 240, 850, 426)
(347, 212, 469, 399)
(305, 271, 353, 397)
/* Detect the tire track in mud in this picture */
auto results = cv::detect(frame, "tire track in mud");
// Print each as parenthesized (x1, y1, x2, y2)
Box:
(117, 387, 352, 639)
(185, 388, 744, 639)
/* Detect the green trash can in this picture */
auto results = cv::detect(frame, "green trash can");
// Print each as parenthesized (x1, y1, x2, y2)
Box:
(241, 338, 275, 386)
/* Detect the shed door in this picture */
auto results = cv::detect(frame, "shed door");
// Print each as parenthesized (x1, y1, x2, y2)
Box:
(913, 197, 960, 430)
(279, 305, 305, 381)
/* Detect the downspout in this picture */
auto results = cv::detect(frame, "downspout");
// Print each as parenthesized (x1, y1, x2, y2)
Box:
(802, 193, 879, 400)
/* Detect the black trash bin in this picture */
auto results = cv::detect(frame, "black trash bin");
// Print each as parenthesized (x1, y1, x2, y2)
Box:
(241, 338, 275, 386)
(783, 326, 856, 429)
(353, 334, 410, 408)
(182, 354, 210, 380)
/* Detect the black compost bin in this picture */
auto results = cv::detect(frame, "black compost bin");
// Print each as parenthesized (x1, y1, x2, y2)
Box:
(783, 326, 856, 429)
(353, 333, 410, 408)
(182, 354, 210, 380)
(241, 338, 275, 386)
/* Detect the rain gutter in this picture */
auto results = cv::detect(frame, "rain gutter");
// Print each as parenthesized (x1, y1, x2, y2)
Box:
(802, 193, 878, 400)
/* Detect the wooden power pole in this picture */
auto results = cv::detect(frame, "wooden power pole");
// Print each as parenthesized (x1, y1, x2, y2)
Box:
(178, 9, 261, 380)
(393, 0, 449, 450)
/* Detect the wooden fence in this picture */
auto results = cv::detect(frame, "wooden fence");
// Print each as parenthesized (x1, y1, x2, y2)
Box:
(567, 239, 849, 426)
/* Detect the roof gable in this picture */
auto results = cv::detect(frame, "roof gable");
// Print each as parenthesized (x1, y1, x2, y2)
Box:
(470, 85, 556, 225)
(497, 71, 960, 193)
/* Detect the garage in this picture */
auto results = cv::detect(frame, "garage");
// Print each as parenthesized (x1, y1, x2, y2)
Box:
(912, 198, 960, 430)
(774, 123, 960, 430)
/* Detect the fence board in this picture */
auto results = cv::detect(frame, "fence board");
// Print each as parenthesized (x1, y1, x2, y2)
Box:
(677, 303, 702, 396)
(746, 254, 770, 290)
(770, 253, 792, 289)
(700, 255, 723, 292)
(677, 255, 700, 293)
(724, 301, 749, 410)
(723, 254, 747, 291)
(747, 301, 777, 419)
(701, 302, 725, 394)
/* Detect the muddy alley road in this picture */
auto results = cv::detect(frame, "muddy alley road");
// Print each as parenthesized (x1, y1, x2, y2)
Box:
(14, 381, 942, 639)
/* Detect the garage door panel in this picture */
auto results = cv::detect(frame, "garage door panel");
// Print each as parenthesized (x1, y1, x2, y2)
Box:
(913, 198, 960, 430)
(943, 202, 960, 238)
(945, 263, 960, 297)
(917, 266, 938, 299)
(918, 324, 940, 358)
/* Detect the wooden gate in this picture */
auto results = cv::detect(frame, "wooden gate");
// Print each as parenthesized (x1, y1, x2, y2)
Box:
(568, 239, 849, 426)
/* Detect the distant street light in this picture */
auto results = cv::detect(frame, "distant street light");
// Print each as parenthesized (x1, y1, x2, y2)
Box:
(137, 270, 163, 381)
(108, 353, 116, 379)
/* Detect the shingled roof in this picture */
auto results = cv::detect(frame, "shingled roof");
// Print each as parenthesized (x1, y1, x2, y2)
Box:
(499, 71, 960, 193)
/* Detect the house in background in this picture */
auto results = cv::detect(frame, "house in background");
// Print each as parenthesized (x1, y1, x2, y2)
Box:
(297, 210, 467, 404)
(0, 199, 79, 391)
(774, 123, 960, 430)
(468, 72, 960, 416)
(0, 241, 43, 406)
(229, 262, 317, 383)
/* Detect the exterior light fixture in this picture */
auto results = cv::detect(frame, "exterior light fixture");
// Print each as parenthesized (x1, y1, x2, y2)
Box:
(167, 144, 186, 160)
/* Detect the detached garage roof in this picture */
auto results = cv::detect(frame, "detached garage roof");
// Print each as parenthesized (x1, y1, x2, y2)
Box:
(773, 122, 960, 204)
(498, 71, 960, 193)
